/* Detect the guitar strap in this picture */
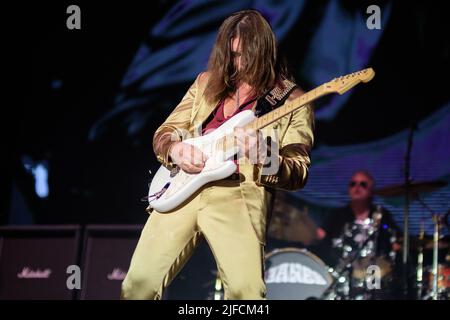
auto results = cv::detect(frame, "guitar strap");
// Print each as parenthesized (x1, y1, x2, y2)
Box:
(254, 79, 297, 117)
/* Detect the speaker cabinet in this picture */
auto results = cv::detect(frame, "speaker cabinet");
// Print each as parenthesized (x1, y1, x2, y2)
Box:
(79, 225, 142, 300)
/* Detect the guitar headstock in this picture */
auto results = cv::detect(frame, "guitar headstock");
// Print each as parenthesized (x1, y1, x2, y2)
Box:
(324, 68, 375, 95)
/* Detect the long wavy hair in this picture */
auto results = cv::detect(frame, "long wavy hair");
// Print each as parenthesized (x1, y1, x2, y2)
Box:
(204, 9, 292, 105)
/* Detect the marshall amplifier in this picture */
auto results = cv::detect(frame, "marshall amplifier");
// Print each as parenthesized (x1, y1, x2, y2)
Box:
(0, 225, 81, 300)
(79, 225, 143, 300)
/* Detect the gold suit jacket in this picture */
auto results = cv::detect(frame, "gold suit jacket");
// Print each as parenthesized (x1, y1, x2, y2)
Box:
(152, 72, 315, 244)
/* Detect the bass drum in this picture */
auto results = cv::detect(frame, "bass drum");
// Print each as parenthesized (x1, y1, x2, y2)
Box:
(265, 248, 332, 300)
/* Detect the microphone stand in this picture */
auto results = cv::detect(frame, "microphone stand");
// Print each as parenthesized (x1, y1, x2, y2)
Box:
(402, 121, 416, 299)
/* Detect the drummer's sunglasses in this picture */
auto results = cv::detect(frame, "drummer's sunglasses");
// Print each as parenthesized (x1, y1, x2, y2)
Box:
(349, 181, 368, 189)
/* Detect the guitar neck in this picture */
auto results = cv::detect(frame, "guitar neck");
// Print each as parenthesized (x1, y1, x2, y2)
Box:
(244, 84, 327, 130)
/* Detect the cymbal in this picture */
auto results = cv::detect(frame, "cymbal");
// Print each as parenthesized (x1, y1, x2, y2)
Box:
(374, 180, 448, 197)
(423, 240, 449, 250)
(352, 256, 393, 279)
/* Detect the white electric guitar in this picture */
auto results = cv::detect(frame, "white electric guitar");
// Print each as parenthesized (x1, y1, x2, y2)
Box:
(147, 68, 375, 212)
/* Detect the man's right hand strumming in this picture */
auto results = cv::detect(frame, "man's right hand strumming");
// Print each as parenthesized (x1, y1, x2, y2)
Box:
(169, 142, 207, 173)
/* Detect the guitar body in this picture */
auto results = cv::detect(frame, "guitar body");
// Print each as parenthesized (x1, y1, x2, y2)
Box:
(148, 110, 256, 212)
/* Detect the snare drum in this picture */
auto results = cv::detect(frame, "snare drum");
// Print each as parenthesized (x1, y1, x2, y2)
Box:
(265, 248, 332, 300)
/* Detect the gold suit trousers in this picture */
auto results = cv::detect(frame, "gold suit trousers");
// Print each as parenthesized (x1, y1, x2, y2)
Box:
(121, 178, 267, 300)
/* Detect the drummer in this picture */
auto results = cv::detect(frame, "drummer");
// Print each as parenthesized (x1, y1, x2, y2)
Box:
(315, 170, 401, 267)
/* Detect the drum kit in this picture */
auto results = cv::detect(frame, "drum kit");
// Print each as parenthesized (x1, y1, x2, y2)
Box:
(264, 180, 449, 300)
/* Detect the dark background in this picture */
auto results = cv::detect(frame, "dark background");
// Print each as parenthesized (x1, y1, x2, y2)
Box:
(2, 0, 449, 300)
